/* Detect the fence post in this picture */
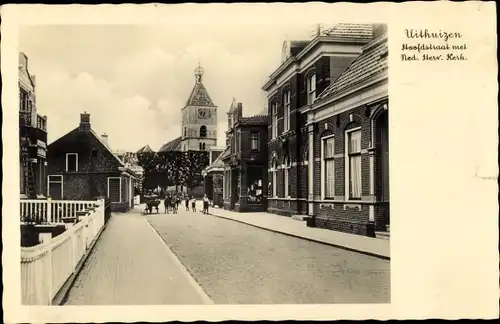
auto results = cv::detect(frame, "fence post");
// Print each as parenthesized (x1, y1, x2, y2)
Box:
(46, 197, 52, 224)
(39, 233, 53, 305)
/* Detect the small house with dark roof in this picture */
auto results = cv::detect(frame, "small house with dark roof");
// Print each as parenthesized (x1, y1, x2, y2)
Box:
(46, 113, 137, 212)
(219, 99, 268, 212)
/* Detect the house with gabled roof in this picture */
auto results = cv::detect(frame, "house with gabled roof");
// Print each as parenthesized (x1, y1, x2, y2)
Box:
(46, 112, 137, 212)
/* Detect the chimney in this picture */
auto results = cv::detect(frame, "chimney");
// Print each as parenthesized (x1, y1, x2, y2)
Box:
(79, 112, 91, 132)
(101, 133, 109, 146)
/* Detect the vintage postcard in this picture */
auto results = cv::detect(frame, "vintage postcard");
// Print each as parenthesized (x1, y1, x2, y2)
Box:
(1, 2, 498, 322)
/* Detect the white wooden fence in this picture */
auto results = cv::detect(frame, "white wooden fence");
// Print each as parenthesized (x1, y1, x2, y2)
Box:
(20, 198, 97, 224)
(21, 199, 105, 305)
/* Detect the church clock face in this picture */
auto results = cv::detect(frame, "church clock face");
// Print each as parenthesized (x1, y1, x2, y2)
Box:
(198, 108, 210, 119)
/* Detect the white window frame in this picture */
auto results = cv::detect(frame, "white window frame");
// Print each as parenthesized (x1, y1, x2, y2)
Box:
(283, 156, 291, 198)
(307, 73, 316, 105)
(321, 134, 335, 200)
(272, 102, 278, 139)
(345, 127, 362, 200)
(272, 160, 278, 198)
(47, 175, 64, 199)
(283, 90, 290, 132)
(251, 132, 260, 151)
(65, 153, 78, 172)
(107, 177, 122, 203)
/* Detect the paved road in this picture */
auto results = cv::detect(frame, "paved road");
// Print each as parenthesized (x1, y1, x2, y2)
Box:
(147, 208, 390, 304)
(64, 210, 212, 305)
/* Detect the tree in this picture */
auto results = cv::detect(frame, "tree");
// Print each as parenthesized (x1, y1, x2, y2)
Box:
(135, 150, 210, 192)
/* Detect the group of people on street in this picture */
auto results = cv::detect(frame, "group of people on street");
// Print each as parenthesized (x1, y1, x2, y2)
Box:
(163, 193, 211, 214)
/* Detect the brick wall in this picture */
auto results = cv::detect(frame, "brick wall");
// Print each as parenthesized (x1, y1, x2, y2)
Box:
(310, 101, 389, 235)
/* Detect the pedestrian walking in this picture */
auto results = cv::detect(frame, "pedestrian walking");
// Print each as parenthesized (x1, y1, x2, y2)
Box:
(185, 196, 190, 211)
(191, 196, 196, 212)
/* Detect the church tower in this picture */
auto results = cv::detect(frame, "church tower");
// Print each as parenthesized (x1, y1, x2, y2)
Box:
(179, 63, 218, 152)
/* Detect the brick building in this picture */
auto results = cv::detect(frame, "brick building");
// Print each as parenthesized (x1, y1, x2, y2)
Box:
(307, 34, 389, 236)
(47, 113, 137, 211)
(19, 52, 48, 199)
(262, 23, 388, 237)
(221, 100, 268, 212)
(263, 23, 376, 217)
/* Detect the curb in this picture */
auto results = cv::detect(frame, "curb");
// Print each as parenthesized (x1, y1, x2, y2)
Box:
(146, 220, 215, 305)
(54, 216, 112, 305)
(208, 211, 390, 261)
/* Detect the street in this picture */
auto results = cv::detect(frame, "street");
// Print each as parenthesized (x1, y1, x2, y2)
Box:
(63, 203, 389, 305)
(148, 205, 390, 304)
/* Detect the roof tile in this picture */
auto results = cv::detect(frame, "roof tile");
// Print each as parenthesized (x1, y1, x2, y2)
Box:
(316, 35, 388, 102)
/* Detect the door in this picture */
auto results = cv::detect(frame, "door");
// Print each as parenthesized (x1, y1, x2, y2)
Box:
(47, 175, 63, 200)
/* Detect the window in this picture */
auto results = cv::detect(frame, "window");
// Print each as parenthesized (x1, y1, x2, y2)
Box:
(228, 116, 232, 128)
(200, 125, 207, 138)
(307, 73, 316, 105)
(251, 132, 260, 151)
(47, 175, 63, 200)
(20, 89, 29, 112)
(283, 155, 291, 197)
(272, 102, 278, 139)
(236, 131, 241, 152)
(199, 142, 206, 151)
(346, 129, 362, 199)
(322, 136, 335, 199)
(272, 159, 278, 197)
(92, 150, 98, 157)
(283, 90, 290, 132)
(107, 177, 121, 203)
(66, 153, 78, 172)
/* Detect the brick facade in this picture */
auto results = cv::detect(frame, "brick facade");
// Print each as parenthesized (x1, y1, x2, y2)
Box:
(47, 113, 135, 212)
(263, 26, 389, 237)
(222, 102, 268, 213)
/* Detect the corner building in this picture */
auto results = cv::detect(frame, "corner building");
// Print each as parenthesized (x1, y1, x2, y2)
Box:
(263, 23, 389, 237)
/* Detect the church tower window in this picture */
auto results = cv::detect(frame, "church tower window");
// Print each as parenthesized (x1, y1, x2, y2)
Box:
(200, 125, 207, 138)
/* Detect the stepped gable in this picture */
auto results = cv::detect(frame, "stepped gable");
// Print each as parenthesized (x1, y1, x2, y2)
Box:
(315, 34, 388, 102)
(158, 136, 182, 152)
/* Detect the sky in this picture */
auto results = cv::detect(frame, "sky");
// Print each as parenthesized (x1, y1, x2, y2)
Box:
(19, 24, 315, 152)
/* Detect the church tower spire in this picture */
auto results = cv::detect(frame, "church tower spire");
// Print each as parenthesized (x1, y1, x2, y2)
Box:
(179, 63, 218, 152)
(194, 61, 204, 83)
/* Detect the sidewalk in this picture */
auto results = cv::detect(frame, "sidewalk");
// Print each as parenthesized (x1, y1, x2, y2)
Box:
(209, 207, 390, 260)
(64, 209, 213, 305)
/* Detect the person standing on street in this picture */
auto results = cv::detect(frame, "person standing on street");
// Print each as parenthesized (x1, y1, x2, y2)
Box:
(203, 194, 210, 214)
(185, 195, 190, 211)
(191, 196, 196, 212)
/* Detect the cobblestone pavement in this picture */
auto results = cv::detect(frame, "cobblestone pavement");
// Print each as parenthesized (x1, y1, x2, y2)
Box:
(147, 208, 390, 304)
(64, 210, 211, 305)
